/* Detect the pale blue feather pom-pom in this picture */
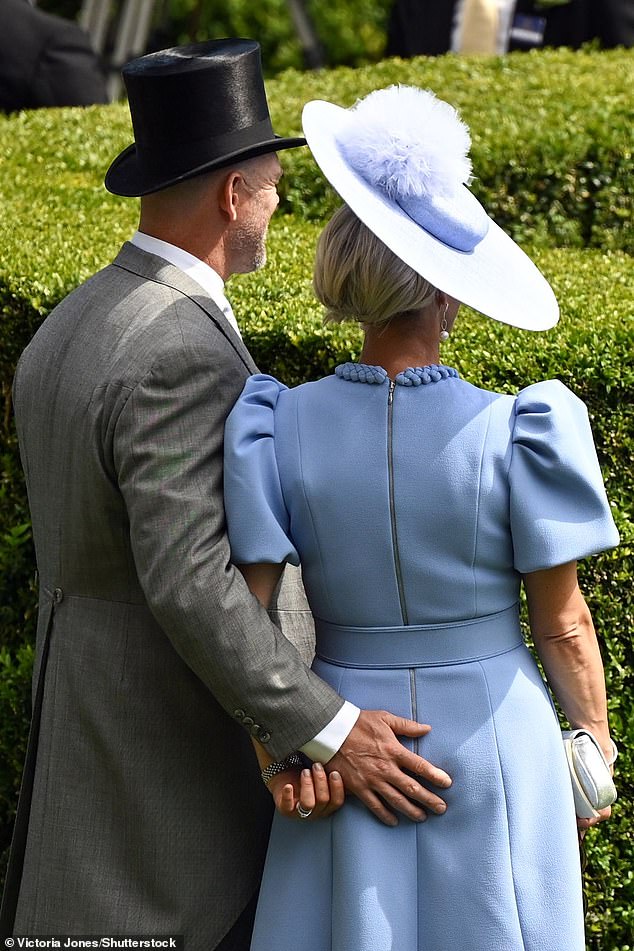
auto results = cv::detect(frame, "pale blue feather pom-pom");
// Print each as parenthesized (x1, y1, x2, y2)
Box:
(341, 86, 473, 200)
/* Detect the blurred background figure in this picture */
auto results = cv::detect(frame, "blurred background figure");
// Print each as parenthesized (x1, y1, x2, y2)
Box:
(0, 0, 108, 113)
(453, 0, 515, 52)
(1, 0, 630, 107)
(386, 0, 459, 56)
(511, 0, 634, 49)
(386, 0, 633, 56)
(386, 0, 516, 56)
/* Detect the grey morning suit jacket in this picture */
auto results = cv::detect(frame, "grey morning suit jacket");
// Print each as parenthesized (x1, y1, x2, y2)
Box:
(10, 243, 343, 945)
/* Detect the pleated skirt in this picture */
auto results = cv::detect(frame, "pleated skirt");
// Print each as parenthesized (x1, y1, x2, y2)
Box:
(250, 607, 585, 951)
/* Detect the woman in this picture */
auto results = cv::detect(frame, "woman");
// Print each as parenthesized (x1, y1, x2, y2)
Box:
(223, 87, 619, 950)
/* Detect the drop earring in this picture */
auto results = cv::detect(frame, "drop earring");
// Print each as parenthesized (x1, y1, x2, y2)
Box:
(439, 302, 450, 342)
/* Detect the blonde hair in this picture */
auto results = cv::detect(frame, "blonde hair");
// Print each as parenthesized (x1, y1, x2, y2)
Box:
(313, 204, 437, 326)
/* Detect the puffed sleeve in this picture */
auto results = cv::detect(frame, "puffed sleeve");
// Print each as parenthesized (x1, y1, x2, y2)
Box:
(224, 374, 300, 565)
(509, 379, 619, 573)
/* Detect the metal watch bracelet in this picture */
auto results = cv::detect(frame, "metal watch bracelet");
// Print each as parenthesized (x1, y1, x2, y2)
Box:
(261, 753, 304, 787)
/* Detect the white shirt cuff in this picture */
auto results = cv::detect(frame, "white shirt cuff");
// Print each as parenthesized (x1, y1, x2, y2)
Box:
(299, 701, 360, 764)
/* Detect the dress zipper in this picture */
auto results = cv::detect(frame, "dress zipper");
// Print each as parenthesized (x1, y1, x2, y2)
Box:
(389, 382, 417, 754)
(387, 379, 409, 625)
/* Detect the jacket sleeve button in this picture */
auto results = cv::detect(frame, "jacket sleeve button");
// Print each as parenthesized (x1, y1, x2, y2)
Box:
(257, 731, 271, 744)
(53, 588, 64, 603)
(243, 716, 255, 728)
(233, 709, 246, 721)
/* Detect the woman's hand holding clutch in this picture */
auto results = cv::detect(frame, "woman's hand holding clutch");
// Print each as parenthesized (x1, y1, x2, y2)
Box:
(267, 762, 345, 821)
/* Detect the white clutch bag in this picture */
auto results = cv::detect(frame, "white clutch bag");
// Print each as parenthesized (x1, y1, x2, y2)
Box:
(562, 729, 617, 819)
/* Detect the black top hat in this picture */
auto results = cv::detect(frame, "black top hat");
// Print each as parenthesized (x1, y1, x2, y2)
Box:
(105, 38, 305, 197)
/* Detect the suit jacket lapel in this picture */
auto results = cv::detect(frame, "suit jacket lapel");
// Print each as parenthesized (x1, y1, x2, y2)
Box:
(111, 242, 259, 374)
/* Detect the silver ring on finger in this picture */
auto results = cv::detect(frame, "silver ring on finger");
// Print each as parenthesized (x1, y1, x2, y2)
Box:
(296, 802, 313, 819)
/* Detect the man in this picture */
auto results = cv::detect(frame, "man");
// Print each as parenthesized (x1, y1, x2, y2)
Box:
(511, 0, 633, 49)
(2, 40, 449, 949)
(385, 0, 517, 56)
(0, 0, 108, 113)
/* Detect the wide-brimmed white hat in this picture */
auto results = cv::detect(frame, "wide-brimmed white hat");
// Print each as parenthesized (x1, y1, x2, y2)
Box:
(302, 86, 558, 330)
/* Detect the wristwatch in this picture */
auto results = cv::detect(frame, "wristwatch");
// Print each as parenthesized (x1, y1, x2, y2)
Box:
(261, 753, 304, 787)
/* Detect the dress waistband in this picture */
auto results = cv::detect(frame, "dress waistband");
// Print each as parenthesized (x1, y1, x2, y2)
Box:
(314, 605, 523, 669)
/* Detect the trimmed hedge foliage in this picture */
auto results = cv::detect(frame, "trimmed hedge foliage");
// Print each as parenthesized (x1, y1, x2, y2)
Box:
(0, 48, 632, 948)
(274, 49, 634, 250)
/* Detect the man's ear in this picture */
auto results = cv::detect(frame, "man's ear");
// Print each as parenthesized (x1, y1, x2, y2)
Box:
(218, 170, 243, 222)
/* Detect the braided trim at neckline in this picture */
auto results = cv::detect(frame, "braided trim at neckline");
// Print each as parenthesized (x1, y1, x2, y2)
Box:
(335, 363, 459, 386)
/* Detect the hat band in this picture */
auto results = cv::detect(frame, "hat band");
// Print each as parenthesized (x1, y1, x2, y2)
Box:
(396, 188, 490, 253)
(138, 117, 276, 177)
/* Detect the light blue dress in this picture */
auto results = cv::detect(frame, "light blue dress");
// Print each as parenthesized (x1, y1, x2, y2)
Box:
(223, 364, 619, 951)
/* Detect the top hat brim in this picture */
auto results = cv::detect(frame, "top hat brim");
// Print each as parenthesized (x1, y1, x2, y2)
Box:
(302, 100, 559, 332)
(105, 134, 306, 197)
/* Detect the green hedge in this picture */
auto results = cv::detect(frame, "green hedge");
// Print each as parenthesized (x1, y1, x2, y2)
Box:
(273, 49, 634, 250)
(0, 49, 632, 947)
(0, 51, 631, 352)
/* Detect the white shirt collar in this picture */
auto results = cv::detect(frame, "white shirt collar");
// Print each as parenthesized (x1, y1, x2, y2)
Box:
(129, 231, 241, 339)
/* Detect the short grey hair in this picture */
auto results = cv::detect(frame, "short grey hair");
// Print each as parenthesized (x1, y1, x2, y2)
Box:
(313, 204, 437, 326)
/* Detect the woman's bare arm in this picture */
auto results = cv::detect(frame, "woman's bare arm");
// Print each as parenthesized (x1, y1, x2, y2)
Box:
(523, 561, 612, 760)
(524, 560, 614, 829)
(237, 562, 285, 611)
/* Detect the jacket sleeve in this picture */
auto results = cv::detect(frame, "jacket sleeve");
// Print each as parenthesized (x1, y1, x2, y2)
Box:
(112, 329, 343, 759)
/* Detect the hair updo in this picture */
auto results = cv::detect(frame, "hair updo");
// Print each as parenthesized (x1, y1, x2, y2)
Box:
(313, 204, 437, 326)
